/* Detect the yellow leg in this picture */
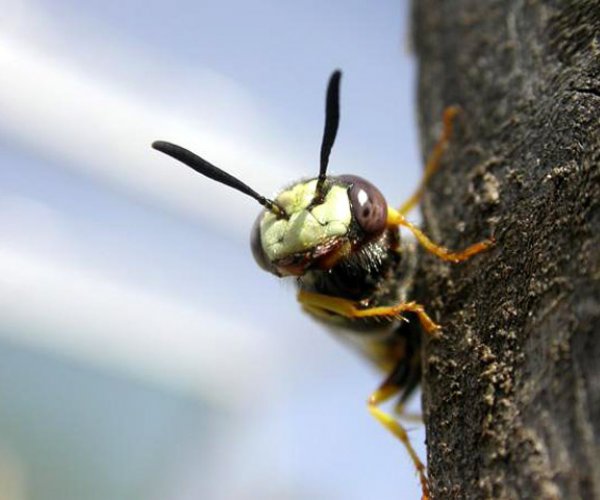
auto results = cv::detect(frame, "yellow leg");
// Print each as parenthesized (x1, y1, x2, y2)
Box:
(398, 106, 461, 216)
(395, 402, 423, 424)
(369, 382, 430, 500)
(388, 207, 494, 263)
(298, 290, 441, 335)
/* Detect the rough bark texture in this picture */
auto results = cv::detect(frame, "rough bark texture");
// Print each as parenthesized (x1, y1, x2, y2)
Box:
(412, 1, 600, 499)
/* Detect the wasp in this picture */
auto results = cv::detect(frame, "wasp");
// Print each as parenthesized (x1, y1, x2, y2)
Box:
(152, 70, 492, 499)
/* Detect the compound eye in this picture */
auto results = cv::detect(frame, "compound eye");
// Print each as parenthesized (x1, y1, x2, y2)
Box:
(345, 176, 387, 236)
(250, 214, 280, 276)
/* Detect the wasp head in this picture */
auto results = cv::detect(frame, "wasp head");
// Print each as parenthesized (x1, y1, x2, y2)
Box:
(152, 70, 388, 278)
(251, 175, 387, 276)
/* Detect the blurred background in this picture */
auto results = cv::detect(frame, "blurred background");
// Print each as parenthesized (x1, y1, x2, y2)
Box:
(0, 0, 426, 499)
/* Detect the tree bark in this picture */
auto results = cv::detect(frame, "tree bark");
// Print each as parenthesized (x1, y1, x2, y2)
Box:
(412, 1, 600, 499)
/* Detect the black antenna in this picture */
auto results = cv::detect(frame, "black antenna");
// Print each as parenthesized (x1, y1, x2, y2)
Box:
(152, 141, 287, 218)
(316, 70, 342, 199)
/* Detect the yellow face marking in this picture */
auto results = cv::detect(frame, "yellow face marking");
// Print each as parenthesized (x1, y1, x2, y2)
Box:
(260, 180, 352, 262)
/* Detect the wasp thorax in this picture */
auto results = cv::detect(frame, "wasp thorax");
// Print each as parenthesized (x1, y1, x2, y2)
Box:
(251, 176, 388, 276)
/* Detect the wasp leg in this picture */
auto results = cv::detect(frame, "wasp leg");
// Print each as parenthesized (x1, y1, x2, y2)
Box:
(394, 402, 423, 423)
(368, 378, 430, 500)
(387, 207, 494, 263)
(398, 106, 460, 216)
(298, 290, 441, 336)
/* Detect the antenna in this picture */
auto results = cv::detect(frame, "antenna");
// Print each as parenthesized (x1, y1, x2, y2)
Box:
(151, 141, 287, 218)
(315, 70, 342, 200)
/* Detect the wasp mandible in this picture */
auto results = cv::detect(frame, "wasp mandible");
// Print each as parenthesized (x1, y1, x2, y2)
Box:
(152, 70, 493, 499)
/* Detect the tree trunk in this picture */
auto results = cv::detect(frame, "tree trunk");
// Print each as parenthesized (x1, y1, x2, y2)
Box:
(412, 1, 600, 499)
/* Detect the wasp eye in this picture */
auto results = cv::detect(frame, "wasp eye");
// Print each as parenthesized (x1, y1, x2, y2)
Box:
(343, 176, 388, 236)
(250, 213, 280, 276)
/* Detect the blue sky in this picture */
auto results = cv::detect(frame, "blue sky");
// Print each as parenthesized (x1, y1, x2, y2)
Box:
(0, 0, 428, 498)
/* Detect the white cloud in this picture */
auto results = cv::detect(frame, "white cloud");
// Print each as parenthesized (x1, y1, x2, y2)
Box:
(0, 246, 283, 409)
(0, 194, 80, 260)
(0, 34, 302, 240)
